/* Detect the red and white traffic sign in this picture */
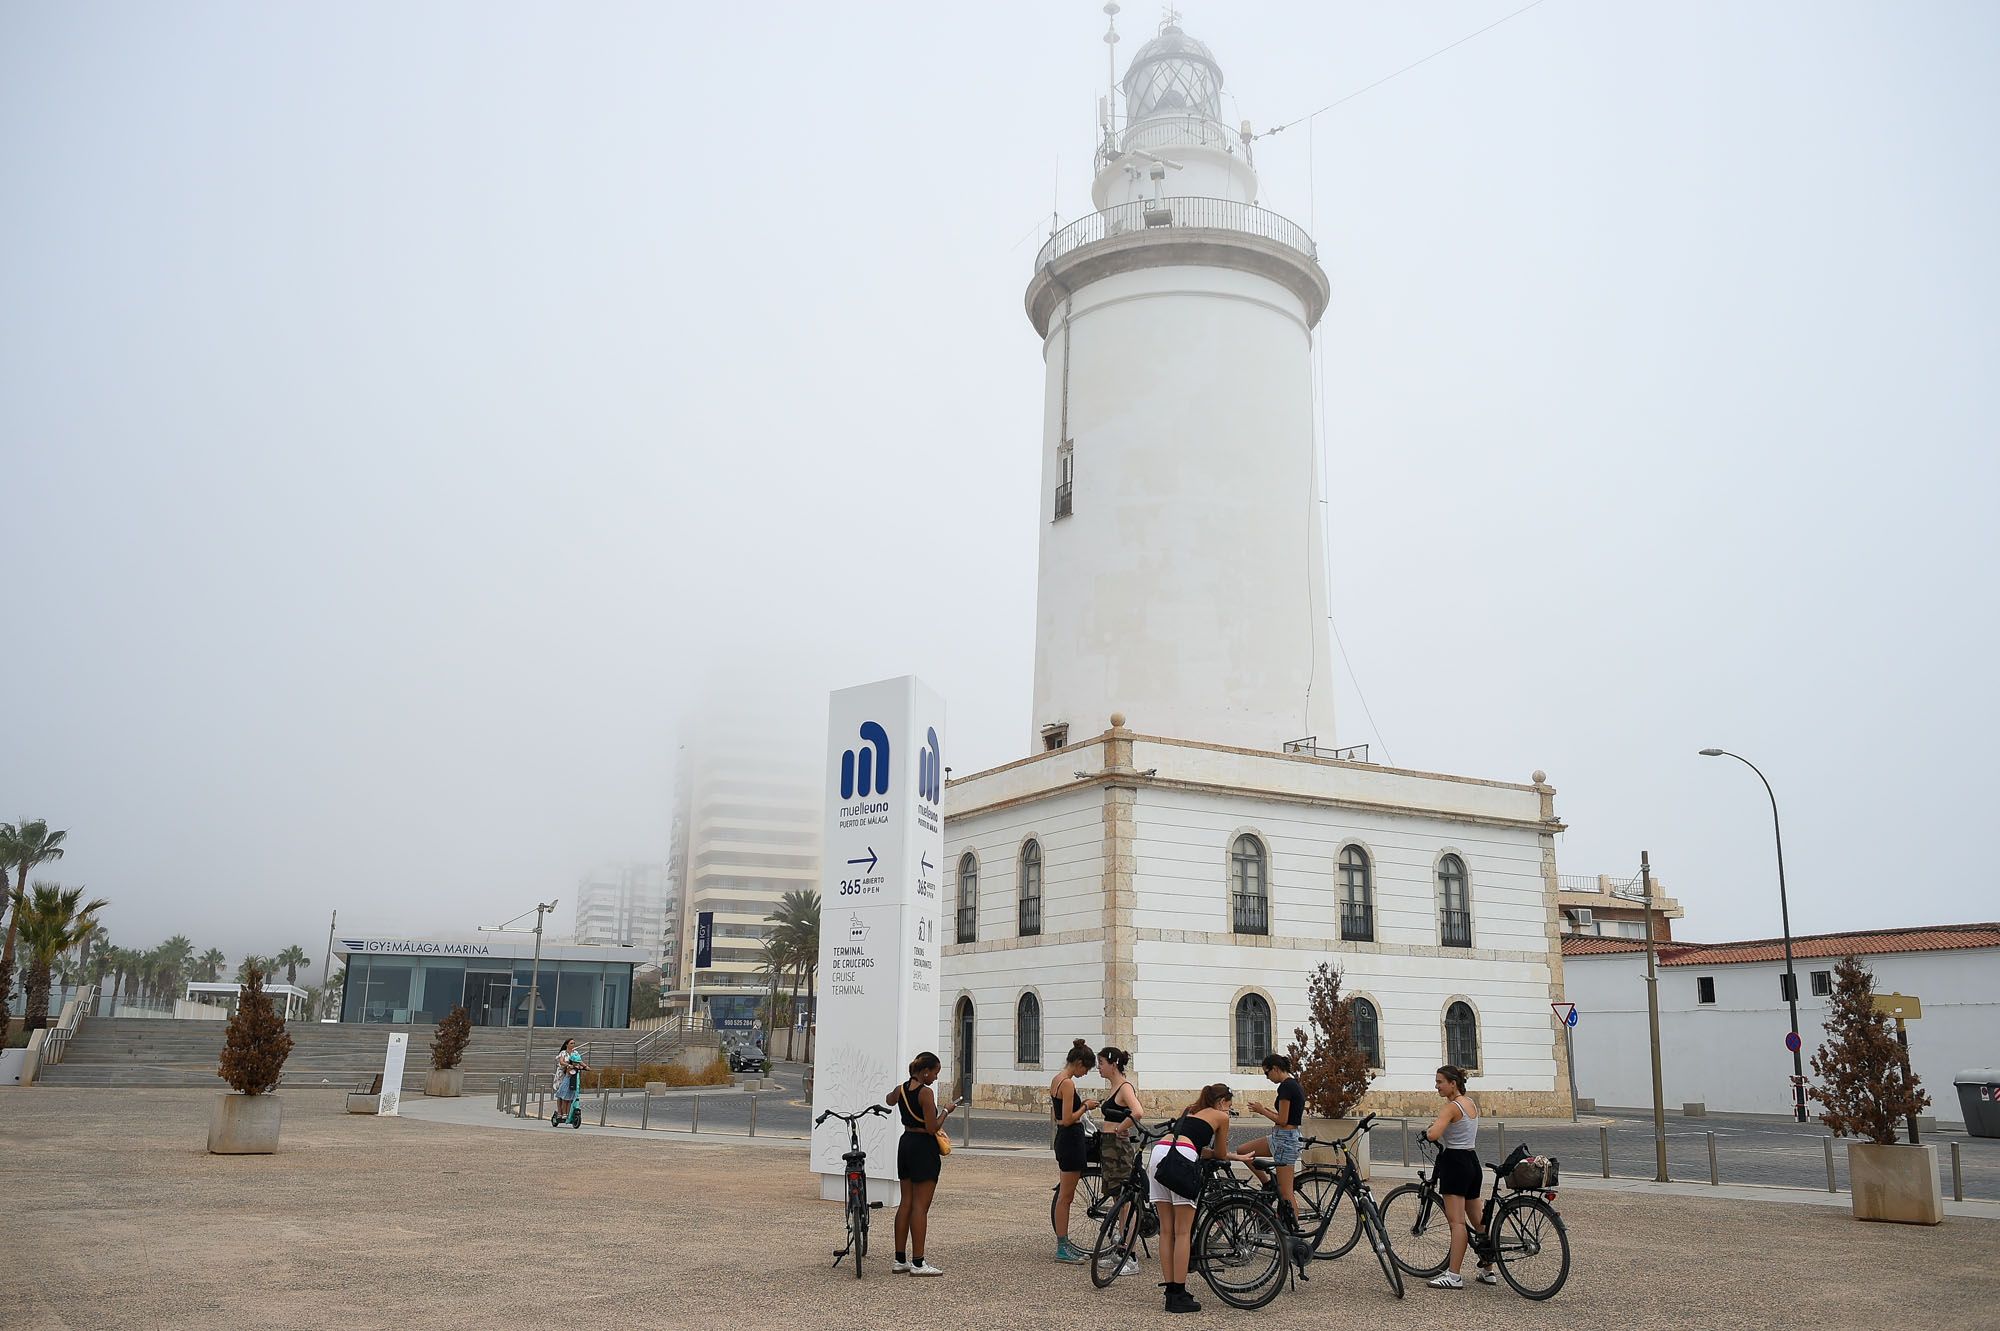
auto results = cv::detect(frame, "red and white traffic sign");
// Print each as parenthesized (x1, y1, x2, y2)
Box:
(1551, 1002, 1578, 1027)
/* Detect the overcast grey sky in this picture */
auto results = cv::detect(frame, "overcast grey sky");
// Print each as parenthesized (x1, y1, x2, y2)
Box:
(3, 2, 1994, 974)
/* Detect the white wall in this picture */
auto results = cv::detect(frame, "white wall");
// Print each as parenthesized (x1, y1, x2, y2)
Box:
(1565, 947, 2000, 1124)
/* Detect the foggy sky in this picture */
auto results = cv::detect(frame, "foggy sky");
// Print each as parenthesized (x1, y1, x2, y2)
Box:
(3, 2, 1994, 977)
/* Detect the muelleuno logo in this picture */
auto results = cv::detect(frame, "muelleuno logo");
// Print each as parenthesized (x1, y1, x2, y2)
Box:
(840, 721, 891, 799)
(918, 727, 942, 805)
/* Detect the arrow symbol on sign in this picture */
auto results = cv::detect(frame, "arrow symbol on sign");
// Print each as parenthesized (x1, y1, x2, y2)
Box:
(847, 848, 878, 873)
(921, 853, 933, 874)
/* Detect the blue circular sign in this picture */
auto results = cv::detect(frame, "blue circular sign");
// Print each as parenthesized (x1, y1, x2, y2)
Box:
(1785, 1031, 1803, 1053)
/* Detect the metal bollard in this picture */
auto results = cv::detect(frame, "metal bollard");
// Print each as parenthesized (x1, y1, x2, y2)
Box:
(1951, 1142, 1963, 1202)
(599, 1089, 609, 1126)
(1498, 1121, 1507, 1155)
(1401, 1122, 1409, 1167)
(641, 1093, 651, 1130)
(1707, 1132, 1718, 1185)
(1599, 1125, 1610, 1178)
(691, 1094, 701, 1135)
(1823, 1137, 1836, 1192)
(750, 1094, 758, 1137)
(962, 1103, 971, 1147)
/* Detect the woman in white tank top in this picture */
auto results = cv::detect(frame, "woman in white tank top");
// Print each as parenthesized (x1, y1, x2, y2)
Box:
(1421, 1064, 1494, 1289)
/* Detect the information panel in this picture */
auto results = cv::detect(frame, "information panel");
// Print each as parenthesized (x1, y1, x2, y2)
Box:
(808, 676, 946, 1201)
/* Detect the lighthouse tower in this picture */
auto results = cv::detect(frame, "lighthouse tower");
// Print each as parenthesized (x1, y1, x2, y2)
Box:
(1025, 18, 1334, 755)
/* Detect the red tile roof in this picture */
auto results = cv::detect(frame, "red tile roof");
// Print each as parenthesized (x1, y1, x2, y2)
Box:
(1566, 922, 2000, 967)
(1560, 935, 1649, 956)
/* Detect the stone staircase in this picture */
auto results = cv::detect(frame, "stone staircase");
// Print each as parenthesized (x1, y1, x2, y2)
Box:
(33, 1018, 702, 1092)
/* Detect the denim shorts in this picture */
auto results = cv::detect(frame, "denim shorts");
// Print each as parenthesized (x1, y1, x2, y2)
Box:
(1271, 1127, 1303, 1168)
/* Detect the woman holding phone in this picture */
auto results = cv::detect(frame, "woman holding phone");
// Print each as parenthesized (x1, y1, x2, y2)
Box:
(887, 1051, 961, 1277)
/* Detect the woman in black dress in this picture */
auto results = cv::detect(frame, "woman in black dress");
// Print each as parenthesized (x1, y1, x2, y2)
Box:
(1050, 1039, 1099, 1264)
(887, 1051, 960, 1276)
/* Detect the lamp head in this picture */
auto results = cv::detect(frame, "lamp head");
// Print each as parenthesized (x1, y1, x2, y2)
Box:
(1698, 748, 1724, 757)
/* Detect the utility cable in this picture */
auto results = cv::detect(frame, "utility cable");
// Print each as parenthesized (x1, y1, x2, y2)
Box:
(1256, 0, 1551, 139)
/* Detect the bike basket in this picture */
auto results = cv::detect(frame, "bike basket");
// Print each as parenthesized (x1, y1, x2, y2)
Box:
(1508, 1155, 1560, 1190)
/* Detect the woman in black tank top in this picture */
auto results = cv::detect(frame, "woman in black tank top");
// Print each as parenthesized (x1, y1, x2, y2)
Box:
(884, 1051, 960, 1276)
(1095, 1046, 1145, 1194)
(1152, 1083, 1252, 1313)
(1050, 1039, 1100, 1264)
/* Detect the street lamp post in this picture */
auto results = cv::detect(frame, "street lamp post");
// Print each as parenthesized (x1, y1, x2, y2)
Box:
(1699, 748, 1808, 1123)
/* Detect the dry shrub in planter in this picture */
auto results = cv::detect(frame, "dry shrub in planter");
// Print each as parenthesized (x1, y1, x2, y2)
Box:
(431, 1003, 472, 1071)
(1288, 961, 1373, 1119)
(1809, 954, 1928, 1143)
(218, 965, 294, 1095)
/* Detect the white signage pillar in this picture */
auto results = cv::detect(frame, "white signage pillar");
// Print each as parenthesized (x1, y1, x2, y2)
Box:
(809, 676, 946, 1203)
(378, 1032, 409, 1116)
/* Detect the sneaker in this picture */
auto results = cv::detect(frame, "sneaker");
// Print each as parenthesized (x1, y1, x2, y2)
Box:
(909, 1261, 943, 1277)
(1476, 1267, 1499, 1286)
(1429, 1272, 1466, 1290)
(1056, 1240, 1088, 1264)
(1117, 1255, 1139, 1278)
(892, 1259, 911, 1274)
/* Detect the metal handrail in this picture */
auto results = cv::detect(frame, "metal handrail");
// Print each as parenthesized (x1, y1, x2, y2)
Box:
(1096, 114, 1240, 172)
(41, 982, 97, 1066)
(1036, 195, 1317, 270)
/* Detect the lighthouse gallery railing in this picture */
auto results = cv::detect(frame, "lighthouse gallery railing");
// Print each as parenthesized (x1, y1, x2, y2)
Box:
(1035, 196, 1318, 269)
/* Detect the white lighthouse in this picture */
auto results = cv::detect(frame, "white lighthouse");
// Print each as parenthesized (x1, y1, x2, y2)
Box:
(1026, 19, 1334, 754)
(940, 16, 1572, 1126)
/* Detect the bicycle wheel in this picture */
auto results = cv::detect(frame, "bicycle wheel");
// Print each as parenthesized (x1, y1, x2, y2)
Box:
(1052, 1172, 1105, 1234)
(847, 1199, 866, 1279)
(1492, 1195, 1570, 1300)
(1193, 1193, 1288, 1311)
(1377, 1182, 1450, 1277)
(1293, 1169, 1361, 1260)
(1359, 1194, 1405, 1299)
(1089, 1196, 1143, 1289)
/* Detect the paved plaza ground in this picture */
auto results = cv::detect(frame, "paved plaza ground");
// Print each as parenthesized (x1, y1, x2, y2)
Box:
(6, 1088, 1997, 1331)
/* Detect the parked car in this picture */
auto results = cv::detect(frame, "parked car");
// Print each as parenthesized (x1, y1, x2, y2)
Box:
(725, 1042, 764, 1073)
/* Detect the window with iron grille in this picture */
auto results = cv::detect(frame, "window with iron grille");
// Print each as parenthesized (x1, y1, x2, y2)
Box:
(1015, 991, 1041, 1065)
(1018, 839, 1043, 937)
(1696, 976, 1716, 1004)
(1230, 834, 1268, 935)
(1351, 996, 1382, 1069)
(955, 852, 978, 944)
(1054, 442, 1074, 520)
(1444, 1001, 1479, 1070)
(1437, 853, 1471, 947)
(1235, 993, 1272, 1067)
(1810, 970, 1832, 997)
(1779, 971, 1798, 1002)
(1339, 845, 1374, 942)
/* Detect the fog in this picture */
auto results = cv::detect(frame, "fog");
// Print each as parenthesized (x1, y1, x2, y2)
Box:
(3, 2, 1994, 975)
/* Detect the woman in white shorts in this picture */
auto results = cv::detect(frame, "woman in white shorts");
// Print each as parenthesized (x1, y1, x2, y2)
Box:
(1149, 1082, 1253, 1315)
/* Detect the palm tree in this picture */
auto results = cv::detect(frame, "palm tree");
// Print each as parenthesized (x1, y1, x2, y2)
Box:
(755, 933, 796, 1039)
(234, 955, 272, 984)
(768, 890, 821, 1060)
(0, 818, 68, 1008)
(11, 883, 108, 1030)
(76, 923, 109, 981)
(274, 945, 311, 985)
(197, 947, 227, 983)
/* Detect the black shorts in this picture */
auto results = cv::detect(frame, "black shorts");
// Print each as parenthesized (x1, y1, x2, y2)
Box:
(1053, 1124, 1089, 1173)
(898, 1132, 942, 1183)
(1437, 1148, 1482, 1199)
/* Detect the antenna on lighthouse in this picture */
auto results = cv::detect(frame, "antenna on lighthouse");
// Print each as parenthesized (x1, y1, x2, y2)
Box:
(1102, 3, 1121, 152)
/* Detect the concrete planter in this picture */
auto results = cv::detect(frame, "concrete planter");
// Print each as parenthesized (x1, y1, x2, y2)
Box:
(1302, 1115, 1371, 1180)
(425, 1068, 464, 1098)
(1847, 1141, 1942, 1225)
(208, 1093, 282, 1155)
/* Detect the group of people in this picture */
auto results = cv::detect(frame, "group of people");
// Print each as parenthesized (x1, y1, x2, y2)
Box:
(886, 1037, 1494, 1309)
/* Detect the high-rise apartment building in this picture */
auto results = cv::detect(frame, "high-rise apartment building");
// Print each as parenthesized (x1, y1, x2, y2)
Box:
(572, 862, 673, 967)
(668, 714, 823, 1031)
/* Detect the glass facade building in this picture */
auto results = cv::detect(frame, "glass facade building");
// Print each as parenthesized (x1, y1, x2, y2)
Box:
(335, 937, 638, 1028)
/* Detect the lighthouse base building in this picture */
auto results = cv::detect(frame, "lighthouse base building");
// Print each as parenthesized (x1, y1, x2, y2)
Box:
(939, 723, 1571, 1118)
(935, 18, 1571, 1118)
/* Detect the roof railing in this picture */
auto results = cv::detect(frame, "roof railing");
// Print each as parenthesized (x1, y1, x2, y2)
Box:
(1037, 195, 1317, 269)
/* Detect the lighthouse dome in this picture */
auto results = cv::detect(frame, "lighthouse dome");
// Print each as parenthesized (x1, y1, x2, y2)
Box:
(1121, 24, 1224, 124)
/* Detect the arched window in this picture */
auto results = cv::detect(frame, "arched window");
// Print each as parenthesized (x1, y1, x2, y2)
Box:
(1234, 993, 1272, 1067)
(1230, 834, 1268, 935)
(1437, 854, 1471, 948)
(1016, 991, 1042, 1065)
(956, 852, 979, 944)
(1339, 845, 1374, 942)
(1351, 996, 1382, 1069)
(1445, 1001, 1479, 1070)
(1018, 839, 1043, 937)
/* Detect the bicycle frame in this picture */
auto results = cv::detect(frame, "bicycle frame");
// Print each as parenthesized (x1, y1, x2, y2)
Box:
(814, 1105, 889, 1274)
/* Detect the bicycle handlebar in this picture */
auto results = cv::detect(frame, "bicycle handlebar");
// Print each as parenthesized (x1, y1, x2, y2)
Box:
(1298, 1112, 1379, 1152)
(814, 1105, 891, 1127)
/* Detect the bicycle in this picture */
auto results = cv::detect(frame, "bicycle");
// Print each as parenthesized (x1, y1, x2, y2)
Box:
(1194, 1113, 1405, 1307)
(1378, 1139, 1571, 1299)
(1087, 1122, 1172, 1289)
(814, 1104, 891, 1278)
